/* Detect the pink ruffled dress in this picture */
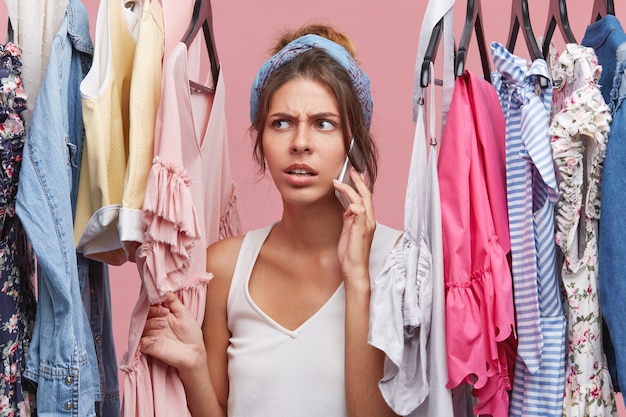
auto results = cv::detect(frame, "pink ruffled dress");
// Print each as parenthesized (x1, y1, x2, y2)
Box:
(119, 39, 241, 416)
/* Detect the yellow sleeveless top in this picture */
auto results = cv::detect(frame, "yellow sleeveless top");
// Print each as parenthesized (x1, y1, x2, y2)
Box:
(75, 0, 163, 265)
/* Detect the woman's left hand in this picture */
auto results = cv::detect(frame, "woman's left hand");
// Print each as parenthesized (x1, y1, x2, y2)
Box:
(333, 167, 376, 289)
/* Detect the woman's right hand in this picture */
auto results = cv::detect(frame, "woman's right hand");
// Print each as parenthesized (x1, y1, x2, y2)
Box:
(140, 292, 207, 373)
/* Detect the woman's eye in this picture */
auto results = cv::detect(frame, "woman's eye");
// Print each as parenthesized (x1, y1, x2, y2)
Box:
(316, 120, 335, 130)
(272, 120, 291, 129)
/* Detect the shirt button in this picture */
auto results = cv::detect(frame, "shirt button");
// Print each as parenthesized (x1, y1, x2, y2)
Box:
(65, 375, 74, 385)
(90, 287, 95, 294)
(95, 335, 102, 344)
(64, 402, 73, 410)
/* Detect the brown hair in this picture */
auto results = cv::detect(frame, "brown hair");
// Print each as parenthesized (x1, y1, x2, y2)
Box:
(270, 24, 358, 58)
(250, 23, 378, 189)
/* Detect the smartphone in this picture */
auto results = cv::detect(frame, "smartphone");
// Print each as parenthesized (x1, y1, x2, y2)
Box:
(335, 138, 364, 209)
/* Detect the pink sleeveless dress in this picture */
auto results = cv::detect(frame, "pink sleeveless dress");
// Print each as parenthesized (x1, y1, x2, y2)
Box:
(119, 38, 241, 416)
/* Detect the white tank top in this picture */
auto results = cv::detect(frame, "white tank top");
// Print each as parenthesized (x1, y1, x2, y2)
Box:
(226, 222, 401, 417)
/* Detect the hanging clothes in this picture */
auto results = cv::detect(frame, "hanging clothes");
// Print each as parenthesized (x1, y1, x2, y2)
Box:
(0, 40, 36, 417)
(368, 68, 451, 417)
(56, 2, 122, 414)
(438, 68, 515, 417)
(74, 0, 141, 265)
(4, 0, 68, 124)
(120, 37, 241, 416)
(490, 41, 567, 417)
(368, 1, 454, 414)
(549, 42, 617, 417)
(80, 256, 120, 417)
(582, 15, 626, 401)
(582, 16, 626, 109)
(120, 0, 165, 261)
(15, 0, 101, 414)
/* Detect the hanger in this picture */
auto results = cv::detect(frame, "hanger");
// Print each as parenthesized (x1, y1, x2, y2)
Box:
(455, 0, 491, 83)
(591, 0, 615, 23)
(181, 0, 220, 94)
(507, 0, 543, 59)
(420, 17, 444, 88)
(506, 0, 549, 88)
(542, 0, 577, 59)
(6, 18, 13, 44)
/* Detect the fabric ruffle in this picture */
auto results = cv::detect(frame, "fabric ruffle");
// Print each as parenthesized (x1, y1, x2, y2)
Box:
(138, 156, 204, 304)
(369, 234, 432, 416)
(218, 183, 241, 241)
(445, 237, 515, 416)
(550, 79, 610, 269)
(120, 282, 209, 417)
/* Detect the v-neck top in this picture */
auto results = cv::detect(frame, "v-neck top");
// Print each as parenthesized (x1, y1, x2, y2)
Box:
(226, 222, 401, 417)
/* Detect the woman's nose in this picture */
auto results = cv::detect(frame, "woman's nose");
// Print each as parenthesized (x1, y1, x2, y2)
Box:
(290, 127, 311, 153)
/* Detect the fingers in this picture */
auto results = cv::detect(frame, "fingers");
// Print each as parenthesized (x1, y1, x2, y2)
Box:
(143, 316, 167, 333)
(333, 168, 375, 224)
(349, 168, 374, 218)
(144, 294, 176, 340)
(140, 315, 165, 355)
(333, 169, 367, 209)
(161, 292, 188, 317)
(147, 303, 169, 319)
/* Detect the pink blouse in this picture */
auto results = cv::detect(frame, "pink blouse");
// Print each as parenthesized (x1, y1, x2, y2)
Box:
(438, 70, 516, 417)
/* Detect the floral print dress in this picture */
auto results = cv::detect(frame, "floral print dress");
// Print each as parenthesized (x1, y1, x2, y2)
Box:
(549, 43, 617, 417)
(0, 43, 36, 417)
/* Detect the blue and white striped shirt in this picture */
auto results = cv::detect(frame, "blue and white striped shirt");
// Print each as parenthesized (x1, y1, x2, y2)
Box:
(491, 41, 567, 417)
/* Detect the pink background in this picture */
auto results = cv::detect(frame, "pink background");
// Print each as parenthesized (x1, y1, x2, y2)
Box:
(3, 0, 626, 412)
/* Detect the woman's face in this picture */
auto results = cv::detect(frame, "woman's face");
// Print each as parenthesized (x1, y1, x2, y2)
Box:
(262, 77, 347, 207)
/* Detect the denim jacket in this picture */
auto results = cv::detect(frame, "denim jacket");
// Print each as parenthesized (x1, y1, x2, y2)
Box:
(583, 15, 626, 399)
(15, 1, 117, 415)
(582, 15, 626, 107)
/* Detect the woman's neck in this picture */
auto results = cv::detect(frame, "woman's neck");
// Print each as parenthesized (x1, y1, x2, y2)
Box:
(274, 201, 345, 251)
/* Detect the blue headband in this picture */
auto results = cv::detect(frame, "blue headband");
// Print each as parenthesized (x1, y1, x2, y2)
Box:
(249, 34, 373, 127)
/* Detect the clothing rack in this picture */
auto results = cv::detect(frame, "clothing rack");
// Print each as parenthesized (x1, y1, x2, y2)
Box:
(542, 0, 577, 59)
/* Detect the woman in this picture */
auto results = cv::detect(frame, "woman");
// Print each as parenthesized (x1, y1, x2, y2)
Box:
(140, 23, 401, 417)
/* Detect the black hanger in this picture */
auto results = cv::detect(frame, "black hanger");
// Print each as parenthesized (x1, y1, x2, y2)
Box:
(181, 0, 220, 93)
(591, 0, 615, 23)
(455, 0, 491, 83)
(506, 0, 549, 88)
(420, 18, 444, 88)
(6, 18, 13, 44)
(507, 0, 543, 60)
(542, 0, 577, 59)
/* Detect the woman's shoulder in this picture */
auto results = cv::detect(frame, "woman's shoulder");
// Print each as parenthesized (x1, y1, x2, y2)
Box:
(206, 224, 276, 281)
(206, 234, 245, 280)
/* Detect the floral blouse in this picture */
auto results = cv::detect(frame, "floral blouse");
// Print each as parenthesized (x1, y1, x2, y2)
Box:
(0, 42, 36, 417)
(549, 43, 617, 417)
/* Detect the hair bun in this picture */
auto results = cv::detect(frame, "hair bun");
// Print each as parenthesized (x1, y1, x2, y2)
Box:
(272, 23, 357, 59)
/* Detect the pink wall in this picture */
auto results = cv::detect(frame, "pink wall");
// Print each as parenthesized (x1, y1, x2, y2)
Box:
(3, 0, 624, 412)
